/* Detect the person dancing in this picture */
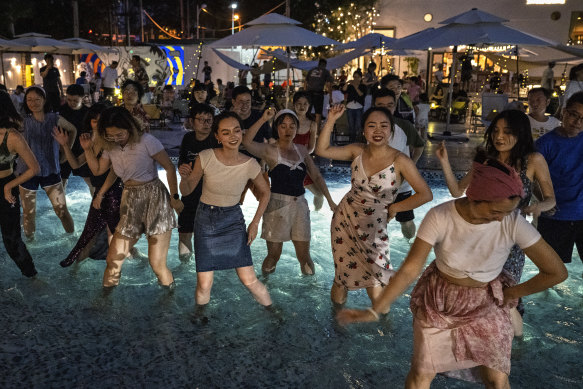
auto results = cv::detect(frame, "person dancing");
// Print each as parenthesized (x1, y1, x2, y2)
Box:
(83, 107, 183, 289)
(315, 105, 432, 308)
(338, 152, 567, 389)
(243, 108, 336, 276)
(179, 111, 272, 308)
(0, 91, 39, 277)
(436, 109, 556, 336)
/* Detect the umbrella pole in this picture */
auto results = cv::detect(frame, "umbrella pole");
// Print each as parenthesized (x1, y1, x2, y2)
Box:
(0, 52, 5, 87)
(444, 46, 457, 134)
(515, 45, 520, 100)
(285, 47, 290, 109)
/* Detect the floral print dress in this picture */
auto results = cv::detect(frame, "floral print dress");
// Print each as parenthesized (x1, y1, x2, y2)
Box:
(331, 154, 400, 290)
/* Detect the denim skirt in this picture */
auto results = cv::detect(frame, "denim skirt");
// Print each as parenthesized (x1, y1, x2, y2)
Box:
(194, 202, 253, 272)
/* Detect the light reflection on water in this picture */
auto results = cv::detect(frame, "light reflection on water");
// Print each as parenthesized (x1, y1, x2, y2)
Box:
(0, 170, 581, 388)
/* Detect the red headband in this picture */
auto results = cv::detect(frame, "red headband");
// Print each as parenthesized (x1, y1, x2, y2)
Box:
(466, 161, 524, 202)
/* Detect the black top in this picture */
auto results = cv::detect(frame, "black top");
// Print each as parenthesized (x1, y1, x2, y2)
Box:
(0, 131, 16, 171)
(40, 66, 61, 93)
(240, 109, 272, 160)
(346, 84, 366, 106)
(269, 161, 307, 197)
(59, 104, 90, 156)
(178, 131, 220, 200)
(394, 96, 415, 124)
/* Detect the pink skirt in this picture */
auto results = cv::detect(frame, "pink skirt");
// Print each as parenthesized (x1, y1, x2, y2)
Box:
(409, 262, 517, 382)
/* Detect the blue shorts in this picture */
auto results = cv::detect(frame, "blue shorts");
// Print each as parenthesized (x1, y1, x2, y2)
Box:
(20, 173, 61, 191)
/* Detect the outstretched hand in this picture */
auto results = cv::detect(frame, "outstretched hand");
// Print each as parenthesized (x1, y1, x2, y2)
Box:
(327, 104, 345, 122)
(52, 126, 69, 146)
(435, 140, 449, 163)
(79, 133, 93, 151)
(262, 106, 276, 122)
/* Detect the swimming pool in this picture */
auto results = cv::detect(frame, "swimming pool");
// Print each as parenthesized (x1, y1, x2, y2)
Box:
(1, 170, 581, 388)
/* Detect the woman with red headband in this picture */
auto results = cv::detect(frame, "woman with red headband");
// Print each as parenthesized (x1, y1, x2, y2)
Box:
(337, 151, 567, 389)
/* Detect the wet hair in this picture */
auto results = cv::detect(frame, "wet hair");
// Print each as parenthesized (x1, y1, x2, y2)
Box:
(189, 103, 215, 119)
(484, 109, 535, 170)
(23, 86, 50, 114)
(528, 87, 550, 100)
(380, 74, 402, 87)
(66, 84, 85, 96)
(212, 111, 243, 135)
(82, 102, 108, 133)
(361, 106, 395, 135)
(0, 90, 22, 130)
(121, 79, 144, 101)
(372, 88, 396, 104)
(232, 85, 251, 101)
(565, 91, 583, 110)
(568, 63, 583, 81)
(97, 106, 142, 149)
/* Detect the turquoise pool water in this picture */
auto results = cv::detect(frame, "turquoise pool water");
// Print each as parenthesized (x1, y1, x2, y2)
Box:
(0, 170, 581, 388)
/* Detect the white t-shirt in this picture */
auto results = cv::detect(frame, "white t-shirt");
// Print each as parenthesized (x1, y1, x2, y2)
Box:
(416, 200, 541, 283)
(199, 149, 262, 207)
(388, 124, 412, 193)
(102, 133, 164, 183)
(528, 115, 560, 140)
(102, 66, 118, 88)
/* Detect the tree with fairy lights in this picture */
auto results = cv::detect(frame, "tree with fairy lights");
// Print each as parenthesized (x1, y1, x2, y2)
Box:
(296, 1, 378, 60)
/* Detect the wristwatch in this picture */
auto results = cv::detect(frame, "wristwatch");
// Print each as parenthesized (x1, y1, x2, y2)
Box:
(172, 193, 180, 200)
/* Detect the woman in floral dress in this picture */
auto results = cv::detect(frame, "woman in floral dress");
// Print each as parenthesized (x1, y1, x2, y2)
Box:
(316, 105, 432, 309)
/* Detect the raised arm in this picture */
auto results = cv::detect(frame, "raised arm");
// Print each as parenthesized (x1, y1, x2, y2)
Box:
(503, 238, 567, 304)
(337, 237, 433, 324)
(152, 149, 183, 213)
(435, 140, 471, 197)
(523, 152, 556, 217)
(388, 154, 433, 220)
(314, 104, 362, 161)
(57, 116, 77, 150)
(179, 156, 203, 197)
(241, 107, 275, 161)
(4, 131, 40, 204)
(246, 171, 271, 245)
(307, 120, 317, 154)
(52, 126, 84, 169)
(304, 152, 336, 210)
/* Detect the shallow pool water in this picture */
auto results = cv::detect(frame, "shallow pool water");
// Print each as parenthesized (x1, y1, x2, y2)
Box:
(1, 170, 582, 388)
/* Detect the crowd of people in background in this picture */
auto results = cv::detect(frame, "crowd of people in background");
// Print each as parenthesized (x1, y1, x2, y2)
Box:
(2, 53, 583, 388)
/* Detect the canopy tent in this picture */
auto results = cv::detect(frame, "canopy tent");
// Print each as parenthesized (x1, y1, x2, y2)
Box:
(10, 33, 79, 53)
(62, 38, 117, 54)
(393, 8, 557, 133)
(208, 13, 339, 106)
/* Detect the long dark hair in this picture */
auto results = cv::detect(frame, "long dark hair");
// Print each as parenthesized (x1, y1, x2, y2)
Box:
(292, 91, 315, 121)
(0, 90, 22, 130)
(82, 103, 108, 133)
(484, 109, 535, 170)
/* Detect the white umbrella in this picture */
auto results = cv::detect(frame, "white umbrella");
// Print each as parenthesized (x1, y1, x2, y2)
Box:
(62, 38, 117, 54)
(11, 33, 79, 53)
(208, 13, 339, 107)
(393, 8, 555, 133)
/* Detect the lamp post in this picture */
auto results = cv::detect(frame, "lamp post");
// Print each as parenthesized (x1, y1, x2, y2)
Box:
(196, 3, 207, 40)
(231, 3, 237, 35)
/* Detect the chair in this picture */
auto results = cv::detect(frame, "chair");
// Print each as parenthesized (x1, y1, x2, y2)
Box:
(450, 99, 469, 124)
(142, 104, 165, 128)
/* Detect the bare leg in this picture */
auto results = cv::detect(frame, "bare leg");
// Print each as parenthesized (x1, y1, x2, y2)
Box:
(366, 286, 390, 314)
(236, 266, 272, 306)
(19, 187, 37, 240)
(479, 366, 510, 389)
(330, 283, 347, 305)
(45, 183, 74, 233)
(405, 369, 436, 389)
(262, 241, 283, 274)
(400, 220, 416, 240)
(61, 177, 68, 190)
(195, 271, 214, 305)
(292, 240, 314, 275)
(178, 232, 194, 262)
(103, 233, 139, 287)
(147, 230, 174, 286)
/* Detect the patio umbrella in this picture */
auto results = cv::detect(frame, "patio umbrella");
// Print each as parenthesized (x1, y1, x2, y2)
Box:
(11, 33, 79, 53)
(393, 8, 554, 133)
(208, 13, 339, 107)
(335, 33, 397, 75)
(62, 38, 117, 54)
(0, 38, 30, 87)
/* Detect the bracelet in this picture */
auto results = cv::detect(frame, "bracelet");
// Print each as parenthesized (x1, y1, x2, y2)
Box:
(367, 307, 379, 320)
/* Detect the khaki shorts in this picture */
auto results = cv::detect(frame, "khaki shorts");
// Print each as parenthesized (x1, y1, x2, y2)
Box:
(261, 193, 310, 242)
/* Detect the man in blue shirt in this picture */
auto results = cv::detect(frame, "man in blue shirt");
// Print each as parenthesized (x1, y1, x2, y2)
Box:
(536, 92, 583, 267)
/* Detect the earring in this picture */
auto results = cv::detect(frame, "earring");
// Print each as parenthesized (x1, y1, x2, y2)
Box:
(218, 140, 222, 144)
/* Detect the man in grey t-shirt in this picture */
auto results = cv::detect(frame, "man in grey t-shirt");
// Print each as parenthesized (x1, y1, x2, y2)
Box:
(304, 58, 333, 128)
